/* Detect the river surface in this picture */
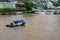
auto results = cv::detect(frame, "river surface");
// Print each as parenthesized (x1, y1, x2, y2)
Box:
(0, 14, 60, 40)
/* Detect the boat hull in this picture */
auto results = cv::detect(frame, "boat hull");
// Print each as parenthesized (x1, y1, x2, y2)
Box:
(6, 22, 25, 27)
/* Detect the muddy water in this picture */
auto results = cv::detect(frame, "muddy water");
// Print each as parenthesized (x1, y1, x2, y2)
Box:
(0, 14, 60, 40)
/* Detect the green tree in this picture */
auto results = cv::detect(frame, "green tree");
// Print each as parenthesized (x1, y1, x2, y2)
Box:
(43, 5, 48, 9)
(23, 0, 34, 10)
(51, 1, 60, 7)
(58, 0, 60, 3)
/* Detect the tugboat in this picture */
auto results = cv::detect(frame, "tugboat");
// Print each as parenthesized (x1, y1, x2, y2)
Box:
(6, 19, 25, 27)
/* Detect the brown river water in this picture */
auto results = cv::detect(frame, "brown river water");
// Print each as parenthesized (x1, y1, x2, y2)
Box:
(0, 14, 60, 40)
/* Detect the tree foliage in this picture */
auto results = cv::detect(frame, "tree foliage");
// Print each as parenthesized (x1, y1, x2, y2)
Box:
(23, 0, 34, 10)
(58, 0, 60, 3)
(51, 1, 60, 7)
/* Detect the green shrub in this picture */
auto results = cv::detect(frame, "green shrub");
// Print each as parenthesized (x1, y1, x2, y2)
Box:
(0, 8, 4, 13)
(0, 8, 22, 13)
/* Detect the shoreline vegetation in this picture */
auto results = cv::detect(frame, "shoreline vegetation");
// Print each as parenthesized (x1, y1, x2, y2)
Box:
(0, 0, 34, 15)
(0, 0, 60, 15)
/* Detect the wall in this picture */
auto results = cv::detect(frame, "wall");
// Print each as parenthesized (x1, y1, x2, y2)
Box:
(0, 2, 16, 8)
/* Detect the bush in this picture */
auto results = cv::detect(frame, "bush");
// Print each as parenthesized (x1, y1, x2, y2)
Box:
(0, 8, 28, 14)
(0, 8, 22, 13)
(0, 8, 5, 13)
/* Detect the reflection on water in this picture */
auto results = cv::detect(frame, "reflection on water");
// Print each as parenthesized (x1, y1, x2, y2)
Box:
(0, 14, 60, 40)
